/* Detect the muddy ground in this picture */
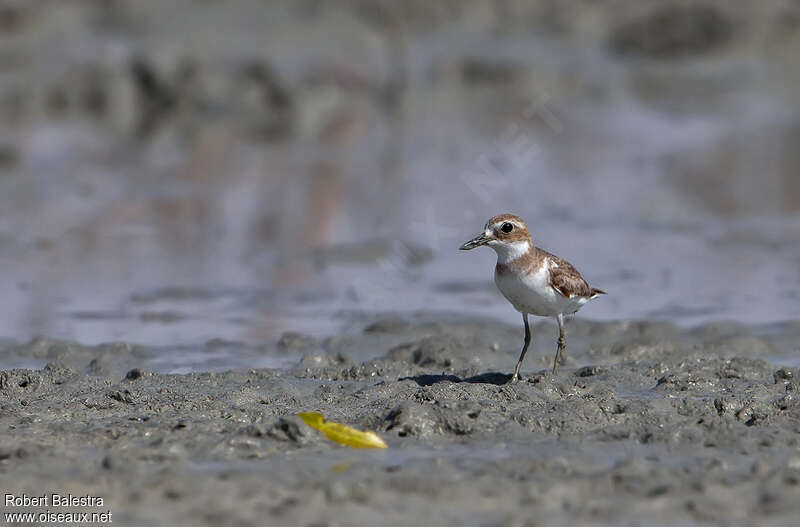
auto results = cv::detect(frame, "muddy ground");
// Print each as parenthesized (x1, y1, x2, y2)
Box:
(1, 316, 799, 526)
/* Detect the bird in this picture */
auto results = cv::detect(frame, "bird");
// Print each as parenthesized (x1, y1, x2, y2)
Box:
(459, 213, 605, 382)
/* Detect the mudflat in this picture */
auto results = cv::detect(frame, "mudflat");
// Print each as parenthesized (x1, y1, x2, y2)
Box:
(1, 317, 799, 526)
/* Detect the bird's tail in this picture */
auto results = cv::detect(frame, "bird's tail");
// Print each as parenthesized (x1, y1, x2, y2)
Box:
(590, 288, 606, 298)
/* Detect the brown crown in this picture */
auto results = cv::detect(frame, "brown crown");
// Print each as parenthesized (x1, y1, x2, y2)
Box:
(485, 213, 531, 243)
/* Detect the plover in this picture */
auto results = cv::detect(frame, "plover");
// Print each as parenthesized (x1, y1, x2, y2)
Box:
(460, 213, 605, 381)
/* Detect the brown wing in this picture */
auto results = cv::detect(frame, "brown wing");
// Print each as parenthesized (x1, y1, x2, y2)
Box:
(543, 252, 595, 298)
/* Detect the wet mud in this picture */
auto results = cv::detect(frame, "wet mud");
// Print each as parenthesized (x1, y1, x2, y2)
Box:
(1, 317, 799, 526)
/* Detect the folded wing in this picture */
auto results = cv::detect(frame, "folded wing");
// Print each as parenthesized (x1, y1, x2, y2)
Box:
(547, 255, 596, 299)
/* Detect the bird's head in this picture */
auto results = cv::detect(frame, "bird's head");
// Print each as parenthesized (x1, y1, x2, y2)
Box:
(459, 214, 532, 262)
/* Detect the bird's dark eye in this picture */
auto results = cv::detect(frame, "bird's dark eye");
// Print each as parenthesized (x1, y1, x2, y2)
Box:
(501, 222, 513, 233)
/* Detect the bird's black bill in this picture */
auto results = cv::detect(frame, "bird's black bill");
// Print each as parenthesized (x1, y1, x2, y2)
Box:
(459, 233, 490, 250)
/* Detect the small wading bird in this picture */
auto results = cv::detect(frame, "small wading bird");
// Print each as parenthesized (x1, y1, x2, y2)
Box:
(460, 214, 605, 382)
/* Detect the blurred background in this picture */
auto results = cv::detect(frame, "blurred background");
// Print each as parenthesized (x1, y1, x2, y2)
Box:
(1, 0, 799, 364)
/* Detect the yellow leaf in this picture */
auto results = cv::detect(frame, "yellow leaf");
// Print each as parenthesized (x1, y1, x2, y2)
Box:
(297, 412, 388, 449)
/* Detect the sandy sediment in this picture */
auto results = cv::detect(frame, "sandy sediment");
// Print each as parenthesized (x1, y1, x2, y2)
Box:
(1, 317, 799, 526)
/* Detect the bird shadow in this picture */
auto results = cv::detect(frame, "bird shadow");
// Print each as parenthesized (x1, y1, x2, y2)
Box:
(400, 372, 513, 386)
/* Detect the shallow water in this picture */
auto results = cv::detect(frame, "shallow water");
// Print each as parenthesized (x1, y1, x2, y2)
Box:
(1, 10, 799, 372)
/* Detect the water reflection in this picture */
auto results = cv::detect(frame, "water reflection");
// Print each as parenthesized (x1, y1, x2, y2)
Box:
(1, 4, 799, 353)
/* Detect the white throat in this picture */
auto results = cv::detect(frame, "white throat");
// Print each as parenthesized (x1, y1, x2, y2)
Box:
(490, 240, 531, 265)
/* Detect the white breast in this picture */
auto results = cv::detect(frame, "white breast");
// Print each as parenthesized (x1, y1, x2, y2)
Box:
(494, 265, 587, 317)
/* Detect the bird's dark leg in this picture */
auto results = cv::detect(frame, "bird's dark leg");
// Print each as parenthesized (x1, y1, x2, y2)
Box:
(509, 313, 531, 383)
(552, 313, 566, 374)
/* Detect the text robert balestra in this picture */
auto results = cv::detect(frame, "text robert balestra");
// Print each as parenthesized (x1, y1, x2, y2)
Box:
(5, 493, 104, 507)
